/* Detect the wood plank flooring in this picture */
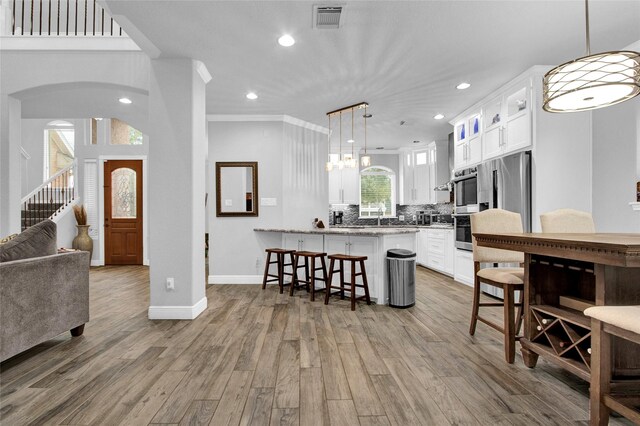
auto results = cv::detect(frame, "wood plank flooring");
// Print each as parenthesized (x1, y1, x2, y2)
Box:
(0, 265, 633, 425)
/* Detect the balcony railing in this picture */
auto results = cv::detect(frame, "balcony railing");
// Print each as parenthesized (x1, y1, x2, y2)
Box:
(10, 0, 124, 36)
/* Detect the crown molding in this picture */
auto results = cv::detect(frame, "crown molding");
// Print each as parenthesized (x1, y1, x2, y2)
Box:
(207, 114, 328, 134)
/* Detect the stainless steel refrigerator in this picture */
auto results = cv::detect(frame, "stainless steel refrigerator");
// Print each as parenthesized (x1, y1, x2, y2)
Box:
(476, 150, 531, 298)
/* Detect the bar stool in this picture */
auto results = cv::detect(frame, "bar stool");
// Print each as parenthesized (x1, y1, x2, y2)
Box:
(289, 251, 329, 301)
(584, 306, 640, 426)
(325, 254, 371, 311)
(261, 248, 296, 294)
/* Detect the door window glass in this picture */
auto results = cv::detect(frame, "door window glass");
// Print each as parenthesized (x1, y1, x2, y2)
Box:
(111, 168, 137, 218)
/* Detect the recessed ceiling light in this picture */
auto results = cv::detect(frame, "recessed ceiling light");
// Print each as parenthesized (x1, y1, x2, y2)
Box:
(246, 92, 258, 100)
(347, 139, 355, 144)
(119, 97, 132, 104)
(278, 34, 295, 47)
(456, 82, 471, 90)
(433, 113, 445, 120)
(363, 113, 372, 118)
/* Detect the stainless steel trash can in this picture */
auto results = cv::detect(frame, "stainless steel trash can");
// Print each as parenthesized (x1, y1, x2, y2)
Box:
(387, 248, 416, 308)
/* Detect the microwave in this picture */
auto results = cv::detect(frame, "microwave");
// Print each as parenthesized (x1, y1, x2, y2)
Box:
(454, 169, 478, 213)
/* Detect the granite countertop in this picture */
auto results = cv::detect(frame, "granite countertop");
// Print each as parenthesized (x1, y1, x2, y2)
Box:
(254, 227, 420, 236)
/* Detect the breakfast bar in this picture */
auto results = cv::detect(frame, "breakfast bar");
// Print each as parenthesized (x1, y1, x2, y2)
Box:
(254, 227, 418, 305)
(474, 232, 640, 381)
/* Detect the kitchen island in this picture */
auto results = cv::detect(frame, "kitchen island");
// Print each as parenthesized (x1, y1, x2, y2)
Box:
(254, 227, 418, 305)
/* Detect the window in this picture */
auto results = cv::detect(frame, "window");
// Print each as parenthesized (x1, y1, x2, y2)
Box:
(110, 118, 143, 145)
(44, 121, 74, 180)
(359, 166, 396, 218)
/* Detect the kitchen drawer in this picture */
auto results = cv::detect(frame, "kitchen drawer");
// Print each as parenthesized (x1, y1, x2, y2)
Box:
(427, 229, 446, 240)
(427, 253, 445, 271)
(427, 238, 445, 255)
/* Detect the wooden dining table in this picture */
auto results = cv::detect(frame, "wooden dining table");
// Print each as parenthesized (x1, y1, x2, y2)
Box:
(473, 232, 640, 382)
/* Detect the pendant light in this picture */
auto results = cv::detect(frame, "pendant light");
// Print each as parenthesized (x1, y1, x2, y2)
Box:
(361, 106, 371, 167)
(348, 109, 357, 168)
(543, 0, 640, 113)
(325, 115, 333, 171)
(337, 112, 345, 170)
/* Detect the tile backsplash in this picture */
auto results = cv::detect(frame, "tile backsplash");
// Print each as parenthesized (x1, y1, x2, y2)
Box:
(330, 203, 453, 226)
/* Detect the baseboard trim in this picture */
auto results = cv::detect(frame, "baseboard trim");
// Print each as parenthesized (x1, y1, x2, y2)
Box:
(90, 260, 103, 267)
(208, 275, 263, 284)
(148, 297, 208, 320)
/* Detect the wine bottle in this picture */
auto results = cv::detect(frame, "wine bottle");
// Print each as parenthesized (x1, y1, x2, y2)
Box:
(541, 318, 553, 325)
(587, 348, 592, 355)
(558, 341, 572, 348)
(536, 325, 543, 331)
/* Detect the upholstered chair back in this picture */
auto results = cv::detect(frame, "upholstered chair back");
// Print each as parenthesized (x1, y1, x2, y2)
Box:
(540, 208, 595, 233)
(471, 209, 524, 263)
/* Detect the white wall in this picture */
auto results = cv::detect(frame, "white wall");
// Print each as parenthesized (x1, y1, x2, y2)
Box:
(592, 99, 640, 232)
(209, 121, 285, 279)
(209, 119, 328, 282)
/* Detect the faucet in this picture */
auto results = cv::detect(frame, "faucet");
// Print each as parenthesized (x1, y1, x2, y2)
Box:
(377, 206, 383, 226)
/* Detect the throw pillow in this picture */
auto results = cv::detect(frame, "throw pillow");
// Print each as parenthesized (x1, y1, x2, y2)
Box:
(0, 220, 57, 262)
(0, 234, 18, 245)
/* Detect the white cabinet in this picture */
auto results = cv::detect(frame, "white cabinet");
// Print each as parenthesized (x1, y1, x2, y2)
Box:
(454, 113, 482, 170)
(481, 82, 532, 161)
(324, 235, 378, 296)
(425, 228, 454, 276)
(417, 229, 428, 266)
(401, 145, 438, 204)
(444, 229, 454, 275)
(454, 249, 474, 286)
(328, 161, 359, 205)
(283, 233, 324, 252)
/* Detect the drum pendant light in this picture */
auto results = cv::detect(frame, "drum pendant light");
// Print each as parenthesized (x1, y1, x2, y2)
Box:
(543, 0, 640, 113)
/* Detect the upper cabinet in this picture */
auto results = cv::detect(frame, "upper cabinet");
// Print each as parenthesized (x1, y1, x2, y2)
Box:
(401, 144, 437, 205)
(453, 76, 533, 170)
(454, 111, 482, 170)
(482, 81, 532, 161)
(328, 154, 359, 205)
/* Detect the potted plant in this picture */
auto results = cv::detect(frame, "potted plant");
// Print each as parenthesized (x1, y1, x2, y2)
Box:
(72, 204, 93, 259)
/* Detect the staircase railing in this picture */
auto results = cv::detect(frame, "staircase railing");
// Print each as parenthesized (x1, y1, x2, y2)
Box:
(9, 0, 124, 36)
(21, 160, 76, 231)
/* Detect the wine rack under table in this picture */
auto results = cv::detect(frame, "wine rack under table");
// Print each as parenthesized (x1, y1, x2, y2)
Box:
(472, 232, 640, 383)
(529, 305, 592, 380)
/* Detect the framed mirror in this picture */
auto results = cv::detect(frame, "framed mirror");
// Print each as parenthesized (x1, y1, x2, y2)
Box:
(215, 162, 259, 217)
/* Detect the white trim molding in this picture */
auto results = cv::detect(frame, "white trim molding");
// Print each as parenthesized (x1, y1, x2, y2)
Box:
(630, 202, 640, 211)
(208, 275, 263, 284)
(207, 114, 328, 134)
(0, 36, 141, 51)
(148, 296, 208, 320)
(195, 60, 212, 84)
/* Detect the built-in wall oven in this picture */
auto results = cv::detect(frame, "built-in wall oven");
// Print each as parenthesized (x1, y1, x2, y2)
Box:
(453, 167, 478, 251)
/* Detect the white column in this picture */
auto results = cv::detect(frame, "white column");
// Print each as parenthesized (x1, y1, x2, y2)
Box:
(0, 94, 22, 236)
(147, 59, 210, 319)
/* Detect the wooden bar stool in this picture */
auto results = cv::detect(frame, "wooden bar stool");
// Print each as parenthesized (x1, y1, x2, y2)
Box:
(325, 254, 371, 311)
(289, 251, 329, 301)
(261, 248, 296, 294)
(584, 306, 640, 426)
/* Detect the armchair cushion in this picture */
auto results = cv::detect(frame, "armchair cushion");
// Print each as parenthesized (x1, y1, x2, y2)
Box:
(584, 306, 640, 335)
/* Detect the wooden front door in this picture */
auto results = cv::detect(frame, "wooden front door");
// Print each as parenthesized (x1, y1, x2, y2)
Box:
(104, 160, 143, 265)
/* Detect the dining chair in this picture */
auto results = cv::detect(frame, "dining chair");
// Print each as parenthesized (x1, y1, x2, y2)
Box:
(470, 208, 524, 364)
(540, 208, 595, 233)
(584, 306, 640, 425)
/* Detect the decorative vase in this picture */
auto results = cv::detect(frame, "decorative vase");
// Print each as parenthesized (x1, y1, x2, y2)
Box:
(72, 225, 93, 260)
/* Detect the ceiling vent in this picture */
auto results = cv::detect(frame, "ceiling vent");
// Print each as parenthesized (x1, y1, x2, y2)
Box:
(314, 6, 343, 29)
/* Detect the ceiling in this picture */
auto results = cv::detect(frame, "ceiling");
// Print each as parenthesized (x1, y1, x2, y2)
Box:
(105, 0, 640, 150)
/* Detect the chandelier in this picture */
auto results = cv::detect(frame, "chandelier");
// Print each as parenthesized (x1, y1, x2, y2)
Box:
(325, 102, 369, 171)
(542, 0, 640, 113)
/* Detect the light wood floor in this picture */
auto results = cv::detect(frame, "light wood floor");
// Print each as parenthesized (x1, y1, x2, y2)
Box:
(0, 265, 632, 425)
